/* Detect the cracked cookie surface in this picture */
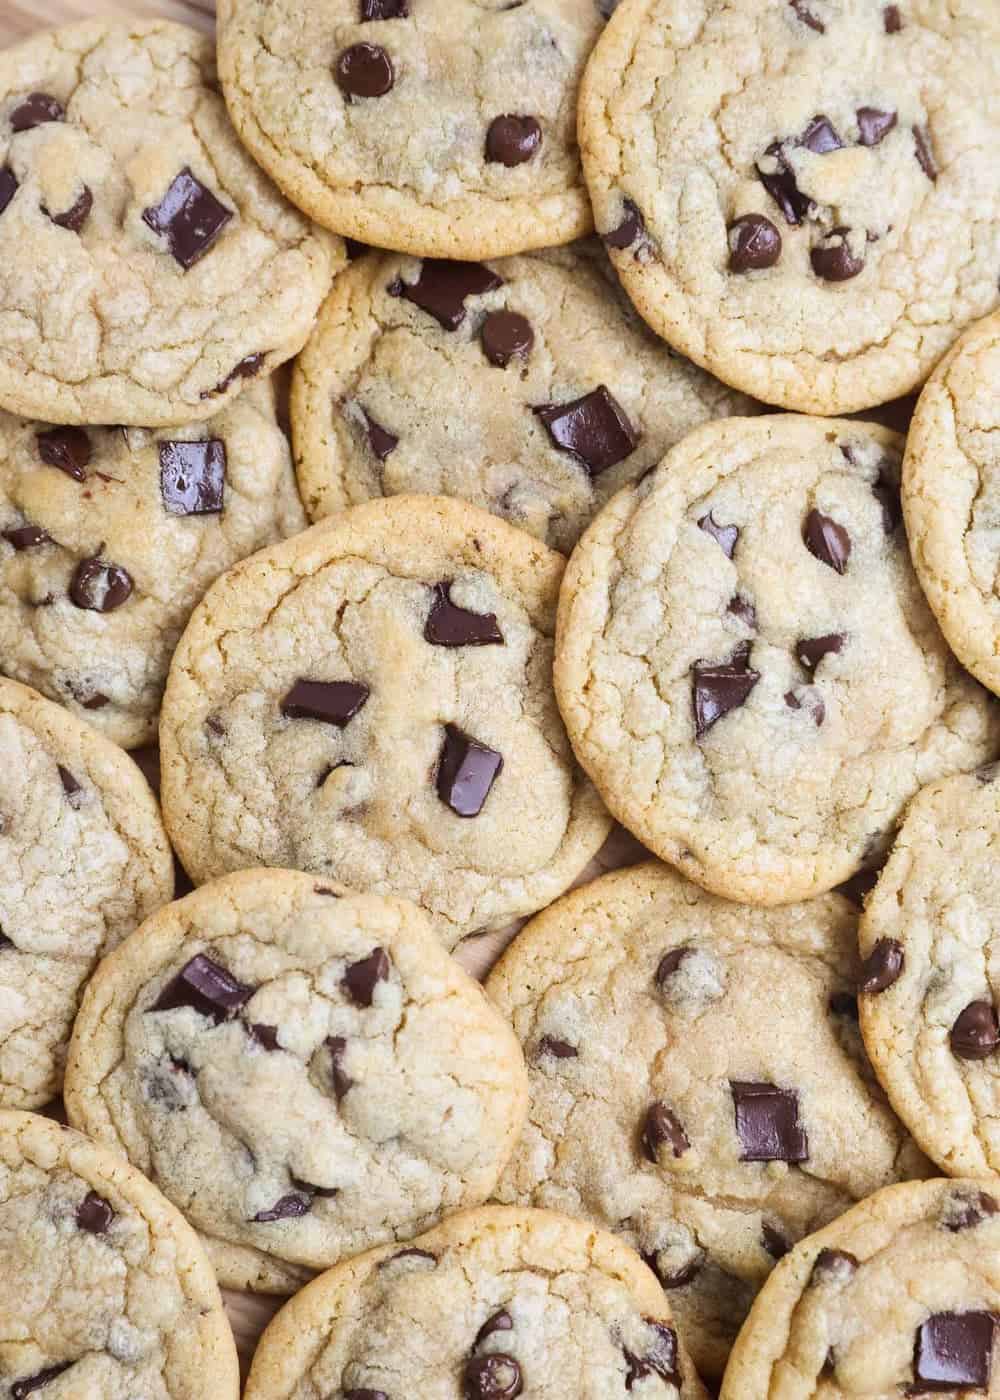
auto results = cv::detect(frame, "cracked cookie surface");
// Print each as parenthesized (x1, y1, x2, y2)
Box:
(0, 19, 340, 426)
(0, 383, 305, 750)
(555, 414, 1000, 905)
(292, 246, 756, 553)
(579, 0, 1000, 414)
(0, 677, 173, 1110)
(487, 862, 930, 1380)
(244, 1204, 707, 1399)
(159, 494, 611, 946)
(0, 1110, 239, 1400)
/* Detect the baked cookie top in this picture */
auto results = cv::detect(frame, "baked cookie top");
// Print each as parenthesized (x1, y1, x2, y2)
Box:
(0, 20, 339, 425)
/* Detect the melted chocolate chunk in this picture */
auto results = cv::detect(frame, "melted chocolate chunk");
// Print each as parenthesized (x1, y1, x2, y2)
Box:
(857, 106, 898, 146)
(789, 0, 824, 31)
(727, 594, 757, 629)
(142, 168, 233, 270)
(692, 640, 760, 739)
(642, 1103, 690, 1161)
(533, 386, 637, 477)
(950, 1001, 1000, 1061)
(326, 1035, 353, 1098)
(803, 509, 851, 573)
(3, 523, 50, 550)
(0, 168, 18, 217)
(76, 1191, 114, 1234)
(37, 426, 90, 481)
(656, 947, 692, 985)
(247, 1023, 281, 1051)
(810, 1248, 859, 1284)
(486, 114, 542, 166)
(335, 43, 395, 98)
(481, 310, 534, 367)
(425, 581, 503, 647)
(801, 115, 843, 154)
(536, 1036, 578, 1060)
(436, 724, 503, 817)
(361, 0, 408, 15)
(343, 947, 390, 1006)
(396, 259, 503, 330)
(11, 1364, 73, 1398)
(913, 125, 938, 181)
(762, 1223, 790, 1259)
(796, 633, 844, 670)
(152, 953, 255, 1022)
(475, 1311, 514, 1347)
(603, 198, 645, 251)
(252, 1193, 311, 1223)
(202, 353, 265, 398)
(48, 185, 92, 233)
(159, 439, 226, 516)
(728, 213, 782, 272)
(884, 4, 902, 32)
(281, 679, 370, 727)
(57, 765, 81, 799)
(730, 1081, 809, 1162)
(698, 510, 739, 558)
(811, 228, 865, 282)
(911, 1312, 997, 1392)
(360, 408, 399, 460)
(69, 557, 133, 612)
(946, 1190, 998, 1232)
(859, 938, 904, 994)
(756, 144, 811, 225)
(623, 1324, 679, 1390)
(463, 1355, 523, 1399)
(10, 92, 64, 131)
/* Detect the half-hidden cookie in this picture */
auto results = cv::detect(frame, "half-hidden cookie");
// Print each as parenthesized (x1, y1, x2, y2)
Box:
(720, 1177, 1000, 1398)
(217, 0, 605, 258)
(0, 677, 173, 1109)
(555, 415, 1000, 905)
(904, 310, 1000, 697)
(291, 247, 756, 553)
(65, 869, 530, 1293)
(0, 1110, 239, 1399)
(0, 20, 339, 425)
(159, 495, 612, 946)
(579, 0, 1000, 414)
(0, 383, 305, 749)
(487, 862, 930, 1380)
(244, 1205, 707, 1399)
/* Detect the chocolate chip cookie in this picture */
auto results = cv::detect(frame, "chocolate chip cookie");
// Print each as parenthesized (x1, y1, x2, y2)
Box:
(0, 20, 339, 426)
(244, 1205, 707, 1398)
(579, 0, 1000, 414)
(0, 1110, 239, 1399)
(0, 383, 305, 749)
(0, 677, 173, 1110)
(555, 415, 1000, 905)
(217, 0, 605, 258)
(487, 862, 930, 1380)
(291, 247, 756, 553)
(64, 869, 529, 1294)
(159, 495, 611, 946)
(720, 1177, 1000, 1397)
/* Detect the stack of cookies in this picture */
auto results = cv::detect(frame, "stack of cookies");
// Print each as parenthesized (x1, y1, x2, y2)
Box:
(1, 2, 999, 1396)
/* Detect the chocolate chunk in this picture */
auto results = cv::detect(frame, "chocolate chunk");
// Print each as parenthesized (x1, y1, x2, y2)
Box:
(946, 1190, 998, 1232)
(397, 259, 503, 330)
(152, 953, 256, 1022)
(336, 43, 395, 98)
(76, 1191, 114, 1234)
(10, 92, 64, 131)
(912, 1312, 997, 1392)
(730, 1081, 809, 1162)
(361, 0, 408, 15)
(281, 679, 370, 726)
(692, 640, 760, 739)
(829, 991, 859, 1019)
(11, 1364, 74, 1399)
(811, 229, 865, 282)
(325, 1035, 353, 1099)
(642, 1103, 689, 1162)
(425, 581, 503, 647)
(698, 510, 739, 558)
(481, 310, 534, 367)
(810, 1248, 859, 1284)
(623, 1324, 679, 1390)
(950, 1001, 1000, 1061)
(796, 633, 844, 670)
(728, 213, 782, 272)
(360, 408, 399, 461)
(159, 439, 226, 516)
(486, 114, 542, 166)
(656, 947, 692, 986)
(69, 557, 133, 612)
(801, 115, 843, 154)
(536, 1036, 578, 1060)
(728, 594, 757, 629)
(803, 509, 851, 573)
(48, 185, 92, 233)
(142, 168, 233, 270)
(463, 1355, 523, 1399)
(643, 1250, 702, 1290)
(437, 724, 503, 817)
(913, 125, 938, 181)
(857, 107, 898, 146)
(835, 866, 881, 910)
(57, 765, 81, 799)
(248, 1023, 281, 1051)
(201, 353, 265, 399)
(789, 0, 824, 31)
(3, 523, 50, 550)
(75, 688, 109, 711)
(785, 686, 825, 726)
(762, 1223, 790, 1260)
(756, 144, 811, 225)
(869, 466, 902, 535)
(533, 386, 637, 477)
(252, 1193, 311, 1223)
(343, 947, 390, 1006)
(37, 427, 90, 481)
(475, 1311, 514, 1347)
(603, 198, 645, 251)
(859, 938, 904, 994)
(884, 4, 902, 32)
(0, 168, 18, 217)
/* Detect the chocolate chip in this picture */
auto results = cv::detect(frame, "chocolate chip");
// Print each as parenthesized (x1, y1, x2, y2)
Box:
(950, 1001, 1000, 1061)
(727, 594, 757, 629)
(463, 1355, 523, 1399)
(801, 115, 843, 154)
(642, 1103, 689, 1162)
(872, 464, 902, 532)
(809, 1248, 859, 1284)
(859, 938, 904, 994)
(69, 556, 133, 613)
(201, 353, 265, 399)
(248, 1023, 280, 1051)
(475, 1311, 514, 1348)
(361, 0, 408, 15)
(343, 947, 390, 1006)
(160, 439, 226, 516)
(37, 427, 90, 481)
(829, 991, 859, 1019)
(11, 1364, 74, 1398)
(142, 168, 233, 270)
(803, 509, 851, 573)
(698, 510, 739, 558)
(486, 114, 542, 167)
(913, 125, 938, 181)
(57, 765, 81, 800)
(756, 144, 811, 225)
(656, 947, 692, 986)
(76, 1191, 114, 1234)
(326, 1035, 353, 1098)
(857, 107, 897, 146)
(796, 633, 844, 670)
(75, 688, 109, 711)
(425, 581, 503, 647)
(912, 1312, 997, 1392)
(281, 679, 370, 727)
(643, 1250, 702, 1290)
(437, 724, 503, 817)
(252, 1193, 312, 1223)
(811, 229, 865, 282)
(10, 92, 64, 131)
(945, 1190, 998, 1232)
(762, 1223, 790, 1259)
(835, 866, 881, 910)
(789, 0, 824, 31)
(692, 640, 760, 739)
(3, 523, 50, 550)
(623, 1324, 679, 1390)
(536, 1036, 577, 1059)
(336, 42, 396, 98)
(603, 198, 645, 250)
(360, 408, 399, 460)
(0, 168, 18, 217)
(730, 1081, 809, 1162)
(533, 386, 637, 477)
(152, 953, 256, 1022)
(728, 214, 782, 272)
(47, 185, 92, 233)
(396, 259, 503, 330)
(884, 4, 902, 32)
(481, 311, 534, 367)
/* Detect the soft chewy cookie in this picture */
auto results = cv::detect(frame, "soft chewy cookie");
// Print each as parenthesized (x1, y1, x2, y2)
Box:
(904, 311, 1000, 697)
(0, 678, 173, 1110)
(291, 247, 756, 553)
(0, 383, 305, 750)
(579, 0, 1000, 415)
(244, 1205, 707, 1399)
(721, 1178, 1000, 1398)
(159, 495, 611, 945)
(555, 415, 1000, 905)
(0, 20, 339, 426)
(65, 869, 530, 1294)
(0, 1110, 239, 1400)
(487, 863, 930, 1380)
(217, 0, 604, 258)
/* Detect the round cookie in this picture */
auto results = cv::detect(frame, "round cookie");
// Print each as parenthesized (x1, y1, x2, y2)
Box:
(0, 383, 306, 750)
(487, 862, 930, 1380)
(291, 247, 756, 553)
(555, 414, 1000, 906)
(904, 310, 1000, 697)
(0, 677, 173, 1110)
(0, 1110, 239, 1399)
(216, 0, 604, 258)
(578, 0, 1000, 415)
(244, 1205, 707, 1399)
(0, 20, 340, 426)
(65, 868, 530, 1294)
(159, 495, 612, 946)
(720, 1177, 1000, 1397)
